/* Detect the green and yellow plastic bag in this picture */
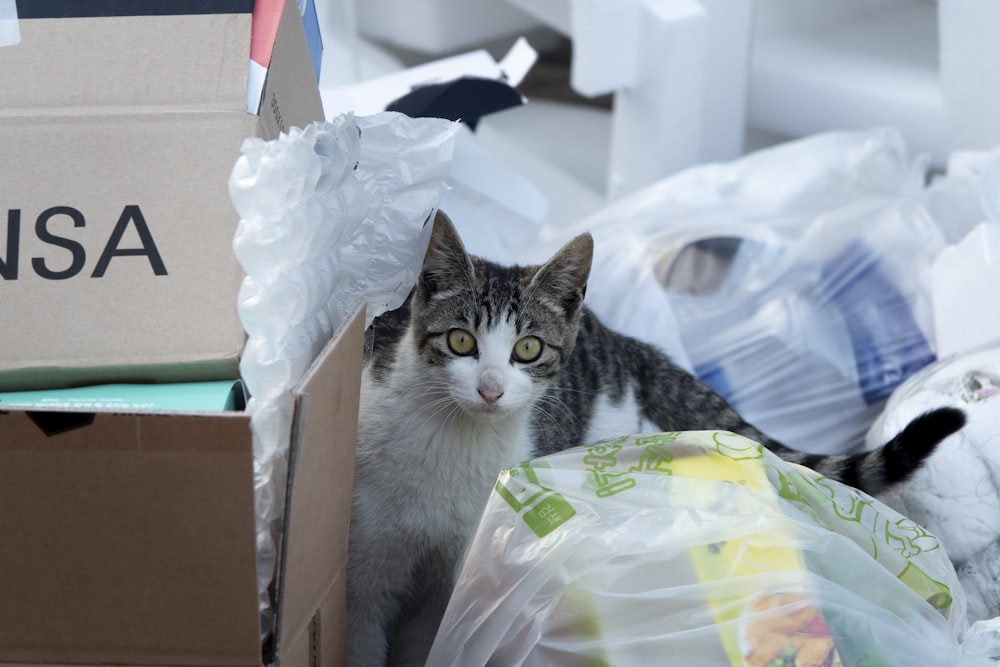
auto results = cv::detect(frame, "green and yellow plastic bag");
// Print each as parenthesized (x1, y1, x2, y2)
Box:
(427, 431, 978, 666)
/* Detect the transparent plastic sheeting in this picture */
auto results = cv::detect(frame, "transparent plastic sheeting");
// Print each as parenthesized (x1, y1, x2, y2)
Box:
(537, 128, 945, 456)
(428, 431, 1000, 666)
(228, 112, 458, 638)
(922, 146, 1000, 246)
(865, 341, 1000, 623)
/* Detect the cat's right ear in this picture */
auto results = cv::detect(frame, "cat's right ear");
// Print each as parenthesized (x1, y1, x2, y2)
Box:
(419, 210, 475, 296)
(529, 232, 593, 315)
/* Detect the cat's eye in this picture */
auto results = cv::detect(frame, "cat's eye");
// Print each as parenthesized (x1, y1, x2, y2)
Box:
(512, 336, 543, 363)
(447, 329, 477, 356)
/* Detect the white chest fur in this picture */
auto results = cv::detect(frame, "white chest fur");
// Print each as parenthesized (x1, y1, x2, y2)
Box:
(348, 341, 539, 667)
(353, 339, 536, 543)
(583, 388, 659, 445)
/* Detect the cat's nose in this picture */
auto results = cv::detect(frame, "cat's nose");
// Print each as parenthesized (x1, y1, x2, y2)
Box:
(478, 387, 504, 405)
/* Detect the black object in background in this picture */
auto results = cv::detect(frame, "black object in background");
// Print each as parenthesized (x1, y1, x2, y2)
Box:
(386, 76, 524, 130)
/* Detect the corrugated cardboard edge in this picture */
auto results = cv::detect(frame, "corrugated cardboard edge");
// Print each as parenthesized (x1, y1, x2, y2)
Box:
(272, 306, 365, 667)
(276, 550, 347, 667)
(257, 0, 324, 139)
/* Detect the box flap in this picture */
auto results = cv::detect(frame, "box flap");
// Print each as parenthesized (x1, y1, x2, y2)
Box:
(2, 9, 252, 114)
(272, 307, 365, 663)
(256, 0, 325, 138)
(0, 410, 262, 666)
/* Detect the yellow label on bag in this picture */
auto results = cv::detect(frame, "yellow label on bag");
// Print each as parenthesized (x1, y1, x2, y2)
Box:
(668, 434, 819, 666)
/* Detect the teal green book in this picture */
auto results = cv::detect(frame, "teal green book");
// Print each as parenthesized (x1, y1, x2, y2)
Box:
(0, 381, 245, 413)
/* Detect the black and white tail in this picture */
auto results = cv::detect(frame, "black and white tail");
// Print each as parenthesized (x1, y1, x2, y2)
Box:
(771, 407, 966, 495)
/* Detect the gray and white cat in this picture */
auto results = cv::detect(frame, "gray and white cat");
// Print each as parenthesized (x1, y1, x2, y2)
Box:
(347, 211, 965, 667)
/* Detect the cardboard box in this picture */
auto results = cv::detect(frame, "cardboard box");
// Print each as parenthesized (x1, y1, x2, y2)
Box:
(0, 0, 324, 391)
(1, 4, 362, 666)
(0, 307, 364, 667)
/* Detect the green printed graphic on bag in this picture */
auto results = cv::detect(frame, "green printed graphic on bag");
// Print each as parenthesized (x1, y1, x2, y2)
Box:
(439, 431, 965, 666)
(496, 462, 576, 538)
(772, 464, 952, 611)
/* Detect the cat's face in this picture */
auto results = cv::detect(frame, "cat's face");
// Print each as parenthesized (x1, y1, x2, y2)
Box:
(409, 212, 593, 419)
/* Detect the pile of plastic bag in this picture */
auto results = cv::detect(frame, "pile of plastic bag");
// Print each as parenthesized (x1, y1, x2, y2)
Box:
(524, 128, 945, 456)
(225, 112, 1000, 656)
(427, 129, 1000, 660)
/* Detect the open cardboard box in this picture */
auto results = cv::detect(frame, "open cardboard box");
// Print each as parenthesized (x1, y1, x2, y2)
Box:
(1, 2, 363, 665)
(0, 308, 364, 667)
(0, 0, 324, 391)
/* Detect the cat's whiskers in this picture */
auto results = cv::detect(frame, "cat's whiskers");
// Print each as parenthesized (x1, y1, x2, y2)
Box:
(530, 393, 582, 433)
(402, 388, 459, 434)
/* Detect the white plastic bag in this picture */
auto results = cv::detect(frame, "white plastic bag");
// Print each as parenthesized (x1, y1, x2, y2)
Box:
(866, 341, 1000, 623)
(536, 128, 945, 454)
(428, 431, 992, 666)
(228, 111, 459, 638)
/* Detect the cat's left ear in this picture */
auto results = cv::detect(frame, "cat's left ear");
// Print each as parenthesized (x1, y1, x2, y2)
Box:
(530, 233, 593, 314)
(419, 210, 476, 296)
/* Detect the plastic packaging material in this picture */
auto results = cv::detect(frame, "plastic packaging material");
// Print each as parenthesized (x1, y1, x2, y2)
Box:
(919, 148, 1000, 358)
(932, 222, 1000, 358)
(427, 430, 997, 666)
(228, 111, 458, 638)
(922, 146, 1000, 245)
(865, 341, 1000, 623)
(539, 128, 945, 454)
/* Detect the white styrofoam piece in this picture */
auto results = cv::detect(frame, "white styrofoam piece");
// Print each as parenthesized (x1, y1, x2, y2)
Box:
(449, 125, 548, 226)
(749, 0, 1000, 164)
(569, 0, 646, 95)
(474, 101, 607, 233)
(749, 2, 951, 163)
(752, 0, 919, 36)
(439, 126, 549, 265)
(498, 37, 538, 87)
(932, 223, 1000, 358)
(478, 100, 610, 196)
(600, 0, 708, 198)
(320, 39, 536, 119)
(506, 0, 754, 199)
(506, 0, 572, 35)
(922, 147, 1000, 246)
(356, 0, 540, 55)
(940, 2, 1000, 155)
(697, 0, 754, 163)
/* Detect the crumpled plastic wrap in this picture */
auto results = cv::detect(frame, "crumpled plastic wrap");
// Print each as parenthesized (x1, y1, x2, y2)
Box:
(865, 341, 1000, 623)
(538, 128, 944, 455)
(428, 431, 999, 666)
(228, 111, 458, 638)
(922, 146, 1000, 246)
(921, 146, 1000, 359)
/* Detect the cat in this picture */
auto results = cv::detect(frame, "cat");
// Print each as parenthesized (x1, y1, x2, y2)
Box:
(347, 210, 965, 667)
